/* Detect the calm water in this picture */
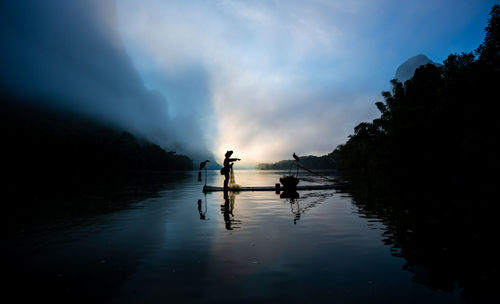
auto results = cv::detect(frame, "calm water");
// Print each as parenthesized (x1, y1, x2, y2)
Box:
(6, 170, 466, 303)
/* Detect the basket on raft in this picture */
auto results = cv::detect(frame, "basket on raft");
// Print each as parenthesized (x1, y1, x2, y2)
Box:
(280, 175, 299, 191)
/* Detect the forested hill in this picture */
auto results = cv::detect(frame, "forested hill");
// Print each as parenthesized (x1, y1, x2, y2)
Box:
(257, 152, 336, 170)
(329, 7, 500, 302)
(333, 5, 500, 188)
(2, 95, 193, 196)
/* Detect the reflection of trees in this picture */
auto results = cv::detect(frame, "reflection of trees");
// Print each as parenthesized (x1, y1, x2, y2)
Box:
(349, 182, 499, 303)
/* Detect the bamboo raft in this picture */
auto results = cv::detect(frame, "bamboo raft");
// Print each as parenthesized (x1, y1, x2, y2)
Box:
(202, 183, 346, 193)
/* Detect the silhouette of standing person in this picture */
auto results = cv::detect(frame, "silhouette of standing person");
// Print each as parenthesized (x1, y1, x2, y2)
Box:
(222, 150, 240, 189)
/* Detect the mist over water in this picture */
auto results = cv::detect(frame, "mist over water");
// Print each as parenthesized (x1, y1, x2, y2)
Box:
(0, 0, 215, 161)
(1, 1, 495, 165)
(2, 2, 499, 303)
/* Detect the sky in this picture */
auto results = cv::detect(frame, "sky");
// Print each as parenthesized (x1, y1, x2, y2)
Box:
(1, 0, 497, 166)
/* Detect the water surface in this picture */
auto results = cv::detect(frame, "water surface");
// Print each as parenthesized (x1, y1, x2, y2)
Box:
(6, 170, 466, 303)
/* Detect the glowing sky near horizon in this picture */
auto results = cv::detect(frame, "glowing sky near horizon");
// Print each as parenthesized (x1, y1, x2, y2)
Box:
(1, 0, 495, 166)
(114, 0, 496, 165)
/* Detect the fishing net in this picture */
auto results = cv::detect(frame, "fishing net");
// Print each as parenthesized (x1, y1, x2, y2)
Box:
(228, 167, 240, 189)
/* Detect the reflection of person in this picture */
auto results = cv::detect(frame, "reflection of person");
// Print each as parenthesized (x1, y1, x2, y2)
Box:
(221, 189, 240, 230)
(222, 150, 240, 189)
(222, 190, 232, 230)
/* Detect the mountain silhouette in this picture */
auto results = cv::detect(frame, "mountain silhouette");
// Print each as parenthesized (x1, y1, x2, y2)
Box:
(395, 54, 442, 82)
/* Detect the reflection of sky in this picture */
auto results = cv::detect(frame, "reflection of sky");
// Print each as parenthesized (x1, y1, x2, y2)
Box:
(189, 170, 457, 302)
(13, 170, 463, 302)
(116, 0, 496, 164)
(206, 171, 384, 277)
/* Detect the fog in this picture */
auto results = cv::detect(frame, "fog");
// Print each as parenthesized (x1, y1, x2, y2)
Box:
(115, 0, 494, 165)
(1, 0, 494, 166)
(0, 0, 214, 162)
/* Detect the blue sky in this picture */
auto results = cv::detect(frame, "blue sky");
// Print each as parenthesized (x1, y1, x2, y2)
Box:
(1, 0, 497, 165)
(115, 0, 496, 164)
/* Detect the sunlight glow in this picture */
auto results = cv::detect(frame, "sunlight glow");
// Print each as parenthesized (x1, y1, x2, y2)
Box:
(115, 0, 495, 164)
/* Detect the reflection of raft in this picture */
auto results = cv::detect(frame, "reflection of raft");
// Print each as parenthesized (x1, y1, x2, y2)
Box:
(203, 184, 342, 193)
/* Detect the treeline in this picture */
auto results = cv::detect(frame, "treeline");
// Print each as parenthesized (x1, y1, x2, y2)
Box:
(257, 152, 336, 170)
(334, 5, 500, 189)
(2, 96, 192, 197)
(332, 7, 500, 302)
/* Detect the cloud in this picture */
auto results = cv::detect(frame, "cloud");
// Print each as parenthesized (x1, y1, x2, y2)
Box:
(0, 0, 213, 160)
(116, 0, 366, 165)
(3, 0, 493, 166)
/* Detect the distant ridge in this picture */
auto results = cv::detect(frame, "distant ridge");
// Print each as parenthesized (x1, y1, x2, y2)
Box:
(257, 153, 336, 170)
(395, 54, 442, 83)
(1, 95, 193, 198)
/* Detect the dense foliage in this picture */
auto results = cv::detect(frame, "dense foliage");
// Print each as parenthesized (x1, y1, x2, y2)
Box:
(2, 96, 192, 197)
(334, 5, 500, 188)
(330, 9, 500, 302)
(257, 152, 336, 170)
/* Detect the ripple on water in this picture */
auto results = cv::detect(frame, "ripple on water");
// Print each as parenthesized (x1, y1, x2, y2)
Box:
(8, 170, 467, 304)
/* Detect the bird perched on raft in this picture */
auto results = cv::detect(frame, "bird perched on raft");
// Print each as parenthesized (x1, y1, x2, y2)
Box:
(199, 160, 210, 184)
(293, 152, 299, 162)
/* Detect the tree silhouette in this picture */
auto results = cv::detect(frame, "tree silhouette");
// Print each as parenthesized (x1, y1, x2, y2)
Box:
(334, 4, 500, 188)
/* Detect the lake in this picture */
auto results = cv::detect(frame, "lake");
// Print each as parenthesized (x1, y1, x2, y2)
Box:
(4, 170, 470, 303)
